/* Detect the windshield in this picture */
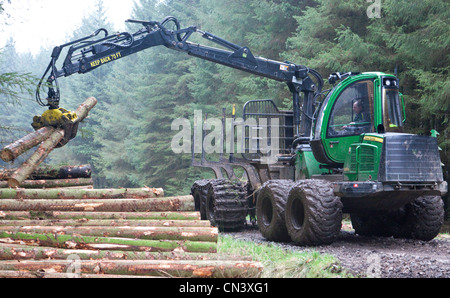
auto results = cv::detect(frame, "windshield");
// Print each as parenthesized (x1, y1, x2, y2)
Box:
(383, 88, 404, 132)
(313, 89, 333, 139)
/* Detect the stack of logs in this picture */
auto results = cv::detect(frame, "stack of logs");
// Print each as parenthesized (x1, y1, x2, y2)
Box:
(0, 97, 263, 278)
(0, 187, 262, 278)
(0, 164, 94, 189)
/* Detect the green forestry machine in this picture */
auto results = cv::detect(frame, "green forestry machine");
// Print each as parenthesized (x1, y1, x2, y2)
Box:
(36, 16, 447, 245)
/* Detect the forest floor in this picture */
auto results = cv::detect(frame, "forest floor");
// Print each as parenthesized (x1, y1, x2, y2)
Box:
(223, 221, 450, 278)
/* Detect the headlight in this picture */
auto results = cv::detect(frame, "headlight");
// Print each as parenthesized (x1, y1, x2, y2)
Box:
(383, 77, 399, 89)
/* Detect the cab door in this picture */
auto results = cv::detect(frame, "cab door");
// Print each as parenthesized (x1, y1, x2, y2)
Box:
(323, 79, 376, 164)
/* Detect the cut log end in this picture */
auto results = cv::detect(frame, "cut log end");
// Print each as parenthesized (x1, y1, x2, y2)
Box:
(0, 150, 14, 163)
(6, 178, 20, 189)
(0, 127, 57, 163)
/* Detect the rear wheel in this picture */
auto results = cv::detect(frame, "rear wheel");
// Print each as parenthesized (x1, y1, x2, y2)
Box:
(256, 180, 294, 242)
(205, 179, 248, 231)
(285, 179, 342, 246)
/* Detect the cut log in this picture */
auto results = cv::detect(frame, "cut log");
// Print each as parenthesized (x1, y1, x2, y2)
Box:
(73, 97, 97, 120)
(0, 196, 194, 212)
(0, 211, 200, 221)
(6, 97, 97, 188)
(0, 226, 218, 242)
(0, 164, 92, 181)
(7, 130, 65, 188)
(0, 219, 210, 227)
(0, 243, 251, 261)
(0, 178, 93, 189)
(0, 187, 164, 200)
(0, 127, 56, 162)
(0, 259, 263, 278)
(30, 164, 92, 179)
(50, 186, 94, 189)
(0, 270, 157, 278)
(0, 232, 217, 253)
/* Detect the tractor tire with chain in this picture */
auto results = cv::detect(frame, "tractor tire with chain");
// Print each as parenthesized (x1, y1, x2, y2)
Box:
(285, 179, 343, 246)
(205, 179, 248, 231)
(256, 179, 294, 242)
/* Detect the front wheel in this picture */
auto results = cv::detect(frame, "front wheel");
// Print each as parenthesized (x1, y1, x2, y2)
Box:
(391, 195, 444, 241)
(351, 195, 444, 241)
(285, 180, 343, 246)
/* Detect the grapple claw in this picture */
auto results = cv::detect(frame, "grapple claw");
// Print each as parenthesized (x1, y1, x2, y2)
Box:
(31, 107, 79, 147)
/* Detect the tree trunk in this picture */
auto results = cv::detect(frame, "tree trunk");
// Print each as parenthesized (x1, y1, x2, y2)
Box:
(0, 259, 263, 278)
(0, 243, 251, 261)
(33, 164, 92, 179)
(0, 219, 210, 227)
(0, 270, 156, 278)
(0, 211, 200, 221)
(0, 165, 92, 180)
(0, 196, 194, 212)
(0, 225, 218, 242)
(0, 231, 217, 253)
(0, 178, 93, 189)
(0, 187, 164, 200)
(7, 130, 65, 188)
(73, 97, 97, 120)
(0, 127, 56, 162)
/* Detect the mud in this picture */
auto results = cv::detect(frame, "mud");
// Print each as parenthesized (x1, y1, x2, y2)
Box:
(223, 224, 450, 278)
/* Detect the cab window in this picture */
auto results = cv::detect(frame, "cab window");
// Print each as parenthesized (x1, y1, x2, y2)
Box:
(383, 88, 404, 132)
(327, 80, 374, 137)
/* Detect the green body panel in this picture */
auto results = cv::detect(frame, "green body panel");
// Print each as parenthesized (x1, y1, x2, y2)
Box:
(343, 134, 384, 181)
(324, 134, 360, 164)
(295, 134, 384, 182)
(295, 149, 329, 179)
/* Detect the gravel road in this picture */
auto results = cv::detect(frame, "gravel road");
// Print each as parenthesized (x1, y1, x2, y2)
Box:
(223, 224, 450, 278)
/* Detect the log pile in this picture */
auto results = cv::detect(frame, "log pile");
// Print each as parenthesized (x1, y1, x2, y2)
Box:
(0, 187, 263, 278)
(0, 164, 94, 189)
(0, 96, 263, 278)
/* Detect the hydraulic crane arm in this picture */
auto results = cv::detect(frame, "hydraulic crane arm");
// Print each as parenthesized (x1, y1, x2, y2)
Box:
(37, 16, 323, 138)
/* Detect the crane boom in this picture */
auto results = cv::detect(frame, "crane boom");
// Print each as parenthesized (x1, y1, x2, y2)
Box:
(37, 16, 323, 138)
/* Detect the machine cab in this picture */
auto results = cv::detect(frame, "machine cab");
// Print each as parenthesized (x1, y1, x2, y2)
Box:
(310, 72, 404, 166)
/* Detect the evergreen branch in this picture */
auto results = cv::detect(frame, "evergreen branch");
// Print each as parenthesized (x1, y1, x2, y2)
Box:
(0, 72, 36, 104)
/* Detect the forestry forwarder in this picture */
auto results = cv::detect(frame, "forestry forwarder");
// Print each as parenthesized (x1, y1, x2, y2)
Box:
(35, 16, 447, 245)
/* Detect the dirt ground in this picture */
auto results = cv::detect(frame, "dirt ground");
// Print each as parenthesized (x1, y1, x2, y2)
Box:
(224, 223, 450, 278)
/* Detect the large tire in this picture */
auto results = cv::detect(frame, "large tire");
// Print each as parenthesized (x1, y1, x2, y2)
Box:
(256, 180, 294, 242)
(352, 196, 444, 241)
(391, 195, 444, 241)
(285, 180, 343, 246)
(191, 180, 211, 220)
(205, 179, 248, 231)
